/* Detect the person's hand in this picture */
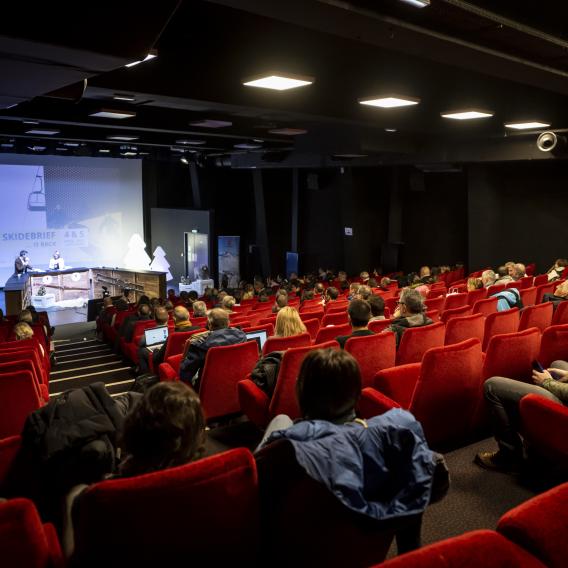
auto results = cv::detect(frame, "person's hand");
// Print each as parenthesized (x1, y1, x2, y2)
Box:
(532, 369, 552, 385)
(548, 367, 568, 382)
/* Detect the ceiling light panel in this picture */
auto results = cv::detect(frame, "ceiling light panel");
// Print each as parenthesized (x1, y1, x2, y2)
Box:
(243, 73, 314, 91)
(107, 135, 139, 141)
(175, 139, 206, 145)
(504, 121, 550, 130)
(268, 128, 307, 135)
(399, 0, 430, 7)
(190, 119, 232, 128)
(359, 95, 420, 108)
(441, 110, 493, 120)
(90, 109, 136, 119)
(125, 52, 157, 68)
(113, 94, 136, 101)
(25, 129, 60, 135)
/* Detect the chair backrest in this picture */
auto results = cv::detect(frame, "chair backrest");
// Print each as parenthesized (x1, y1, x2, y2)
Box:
(269, 341, 339, 419)
(518, 276, 534, 290)
(257, 315, 277, 326)
(72, 449, 260, 567)
(0, 360, 43, 399)
(518, 303, 553, 334)
(299, 299, 323, 312)
(426, 309, 440, 322)
(302, 318, 320, 341)
(443, 293, 468, 310)
(321, 311, 349, 327)
(0, 370, 42, 439)
(445, 313, 485, 346)
(368, 318, 394, 333)
(163, 330, 202, 360)
(262, 332, 311, 356)
(483, 328, 541, 382)
(299, 309, 324, 323)
(535, 282, 555, 304)
(520, 286, 537, 307)
(472, 297, 498, 317)
(483, 308, 520, 351)
(0, 350, 46, 385)
(411, 339, 483, 448)
(538, 324, 568, 367)
(314, 324, 351, 346)
(552, 301, 568, 326)
(467, 287, 487, 306)
(506, 281, 520, 290)
(241, 323, 275, 337)
(130, 319, 159, 343)
(396, 322, 446, 365)
(426, 288, 445, 299)
(440, 305, 472, 323)
(345, 332, 396, 389)
(200, 340, 260, 420)
(533, 274, 549, 287)
(424, 295, 445, 312)
(0, 435, 21, 492)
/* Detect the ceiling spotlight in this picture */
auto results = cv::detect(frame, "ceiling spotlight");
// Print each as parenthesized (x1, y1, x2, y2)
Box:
(90, 109, 136, 119)
(243, 73, 314, 91)
(125, 50, 157, 68)
(107, 135, 139, 141)
(398, 0, 430, 7)
(385, 128, 398, 132)
(25, 129, 60, 135)
(359, 95, 420, 108)
(190, 119, 232, 128)
(268, 128, 307, 135)
(98, 149, 111, 153)
(28, 145, 46, 152)
(441, 110, 493, 120)
(505, 121, 550, 130)
(175, 139, 206, 145)
(113, 94, 136, 102)
(180, 157, 189, 165)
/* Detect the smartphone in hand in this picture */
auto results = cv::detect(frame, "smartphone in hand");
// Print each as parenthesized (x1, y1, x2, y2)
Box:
(532, 361, 545, 373)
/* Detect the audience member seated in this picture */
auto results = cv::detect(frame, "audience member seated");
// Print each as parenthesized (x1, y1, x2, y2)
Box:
(387, 288, 433, 346)
(13, 321, 34, 341)
(380, 277, 392, 291)
(368, 295, 386, 321)
(348, 283, 360, 300)
(359, 271, 370, 284)
(356, 285, 372, 301)
(481, 269, 497, 288)
(419, 266, 431, 279)
(302, 289, 315, 302)
(137, 307, 169, 374)
(179, 308, 247, 388)
(490, 287, 522, 311)
(336, 299, 374, 349)
(314, 282, 325, 299)
(221, 295, 236, 313)
(164, 300, 174, 316)
(272, 291, 289, 314)
(543, 280, 568, 307)
(368, 277, 378, 288)
(511, 263, 526, 281)
(274, 307, 307, 338)
(467, 277, 483, 291)
(98, 297, 115, 328)
(18, 308, 34, 325)
(475, 361, 568, 473)
(495, 265, 513, 285)
(241, 283, 255, 301)
(547, 258, 568, 281)
(191, 301, 207, 318)
(324, 286, 339, 303)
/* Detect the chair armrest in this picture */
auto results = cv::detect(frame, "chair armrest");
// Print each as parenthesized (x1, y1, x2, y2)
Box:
(373, 363, 421, 409)
(237, 378, 271, 429)
(358, 387, 401, 419)
(158, 362, 178, 382)
(44, 522, 65, 568)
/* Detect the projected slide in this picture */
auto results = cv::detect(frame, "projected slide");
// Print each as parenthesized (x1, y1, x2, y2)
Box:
(0, 155, 143, 287)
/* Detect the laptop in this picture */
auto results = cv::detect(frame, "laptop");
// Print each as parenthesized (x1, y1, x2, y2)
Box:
(246, 329, 268, 351)
(145, 326, 169, 352)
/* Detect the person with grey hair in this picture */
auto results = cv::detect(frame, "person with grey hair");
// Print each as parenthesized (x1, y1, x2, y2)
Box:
(356, 285, 372, 301)
(495, 265, 513, 285)
(387, 288, 433, 347)
(511, 263, 526, 281)
(192, 301, 207, 318)
(481, 270, 497, 288)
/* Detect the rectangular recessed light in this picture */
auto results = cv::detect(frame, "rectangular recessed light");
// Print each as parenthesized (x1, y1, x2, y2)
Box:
(190, 119, 232, 128)
(90, 109, 136, 119)
(64, 142, 80, 147)
(98, 149, 111, 153)
(113, 94, 136, 102)
(22, 120, 39, 125)
(175, 139, 206, 145)
(441, 110, 493, 120)
(234, 143, 263, 149)
(1, 143, 14, 148)
(268, 128, 307, 135)
(385, 128, 398, 132)
(125, 52, 157, 68)
(243, 73, 314, 91)
(505, 121, 550, 130)
(121, 151, 138, 156)
(399, 0, 430, 7)
(359, 95, 420, 108)
(55, 147, 68, 151)
(25, 129, 60, 135)
(107, 135, 139, 141)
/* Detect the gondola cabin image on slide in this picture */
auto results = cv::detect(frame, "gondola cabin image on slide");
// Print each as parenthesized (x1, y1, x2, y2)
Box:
(27, 168, 46, 212)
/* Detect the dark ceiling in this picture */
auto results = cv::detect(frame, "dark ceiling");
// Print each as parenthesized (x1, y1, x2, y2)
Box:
(1, 0, 567, 167)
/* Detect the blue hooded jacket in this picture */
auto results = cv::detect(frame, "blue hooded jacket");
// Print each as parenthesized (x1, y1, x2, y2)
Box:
(266, 409, 436, 521)
(491, 288, 521, 311)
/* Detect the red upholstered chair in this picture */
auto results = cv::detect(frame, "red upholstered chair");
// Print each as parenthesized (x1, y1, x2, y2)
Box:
(262, 332, 311, 356)
(299, 309, 324, 323)
(0, 370, 43, 438)
(345, 332, 396, 388)
(242, 323, 275, 337)
(122, 320, 159, 362)
(551, 300, 568, 326)
(385, 297, 399, 313)
(482, 308, 520, 351)
(520, 395, 568, 468)
(538, 324, 568, 367)
(72, 448, 260, 568)
(302, 318, 320, 342)
(535, 282, 555, 304)
(374, 530, 545, 568)
(482, 328, 541, 382)
(158, 353, 183, 382)
(443, 293, 468, 310)
(445, 313, 485, 346)
(325, 302, 349, 314)
(299, 299, 323, 312)
(314, 324, 352, 345)
(368, 318, 394, 333)
(230, 318, 253, 329)
(506, 281, 520, 290)
(426, 288, 445, 299)
(0, 360, 48, 403)
(238, 341, 339, 428)
(321, 311, 348, 327)
(518, 302, 553, 333)
(440, 305, 471, 323)
(467, 287, 487, 306)
(0, 435, 21, 493)
(148, 330, 203, 374)
(487, 283, 506, 296)
(497, 482, 568, 568)
(257, 315, 277, 326)
(520, 286, 537, 307)
(0, 498, 64, 568)
(362, 339, 483, 449)
(472, 297, 498, 317)
(424, 295, 445, 312)
(533, 274, 549, 287)
(518, 276, 534, 290)
(396, 322, 445, 365)
(199, 340, 260, 421)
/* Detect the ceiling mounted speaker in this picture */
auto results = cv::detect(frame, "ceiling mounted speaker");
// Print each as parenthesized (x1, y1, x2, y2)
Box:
(537, 131, 567, 154)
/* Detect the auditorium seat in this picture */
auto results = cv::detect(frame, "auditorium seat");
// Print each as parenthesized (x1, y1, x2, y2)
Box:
(262, 332, 311, 356)
(0, 435, 21, 493)
(551, 300, 568, 325)
(325, 301, 349, 314)
(472, 297, 498, 317)
(424, 295, 445, 312)
(519, 286, 537, 306)
(396, 322, 445, 365)
(538, 324, 568, 367)
(299, 299, 323, 312)
(0, 498, 64, 568)
(425, 309, 439, 322)
(122, 320, 158, 362)
(71, 448, 260, 567)
(445, 313, 485, 346)
(368, 318, 394, 333)
(199, 340, 260, 421)
(482, 308, 520, 351)
(426, 287, 445, 299)
(362, 339, 483, 449)
(498, 482, 568, 568)
(345, 332, 396, 388)
(242, 323, 275, 337)
(302, 318, 320, 342)
(443, 293, 468, 310)
(535, 282, 555, 304)
(257, 315, 277, 326)
(0, 370, 43, 438)
(467, 287, 487, 306)
(518, 302, 553, 333)
(321, 311, 349, 327)
(238, 341, 339, 428)
(0, 360, 48, 402)
(314, 323, 351, 345)
(533, 274, 548, 286)
(440, 305, 471, 323)
(148, 329, 202, 374)
(158, 353, 183, 381)
(518, 276, 534, 290)
(299, 309, 324, 323)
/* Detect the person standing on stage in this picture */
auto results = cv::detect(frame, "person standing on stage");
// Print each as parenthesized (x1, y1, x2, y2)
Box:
(14, 250, 33, 275)
(49, 250, 65, 270)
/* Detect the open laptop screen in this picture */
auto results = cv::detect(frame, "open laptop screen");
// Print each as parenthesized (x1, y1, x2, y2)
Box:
(144, 326, 169, 347)
(246, 329, 268, 351)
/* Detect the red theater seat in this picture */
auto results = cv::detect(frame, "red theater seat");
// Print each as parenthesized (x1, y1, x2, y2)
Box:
(445, 313, 485, 346)
(0, 370, 43, 439)
(262, 332, 311, 356)
(368, 318, 394, 333)
(538, 324, 568, 367)
(533, 274, 549, 287)
(440, 305, 472, 323)
(518, 302, 553, 333)
(345, 332, 396, 388)
(313, 324, 351, 345)
(551, 300, 568, 326)
(396, 322, 445, 365)
(472, 296, 498, 317)
(158, 353, 183, 382)
(467, 287, 487, 306)
(72, 448, 260, 568)
(443, 293, 468, 310)
(519, 286, 537, 306)
(302, 318, 320, 342)
(321, 311, 349, 327)
(482, 308, 520, 351)
(424, 295, 445, 312)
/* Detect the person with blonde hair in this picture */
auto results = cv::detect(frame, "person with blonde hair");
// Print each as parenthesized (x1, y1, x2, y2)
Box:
(14, 321, 34, 340)
(274, 307, 307, 338)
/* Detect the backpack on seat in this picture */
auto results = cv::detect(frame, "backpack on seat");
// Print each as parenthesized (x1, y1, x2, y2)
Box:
(250, 351, 284, 397)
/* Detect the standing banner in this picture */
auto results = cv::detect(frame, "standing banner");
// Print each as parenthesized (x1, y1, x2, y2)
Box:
(218, 236, 240, 288)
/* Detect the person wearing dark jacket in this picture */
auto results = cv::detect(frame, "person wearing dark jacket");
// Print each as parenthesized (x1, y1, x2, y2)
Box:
(119, 302, 151, 345)
(179, 308, 247, 388)
(387, 288, 433, 347)
(335, 299, 374, 349)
